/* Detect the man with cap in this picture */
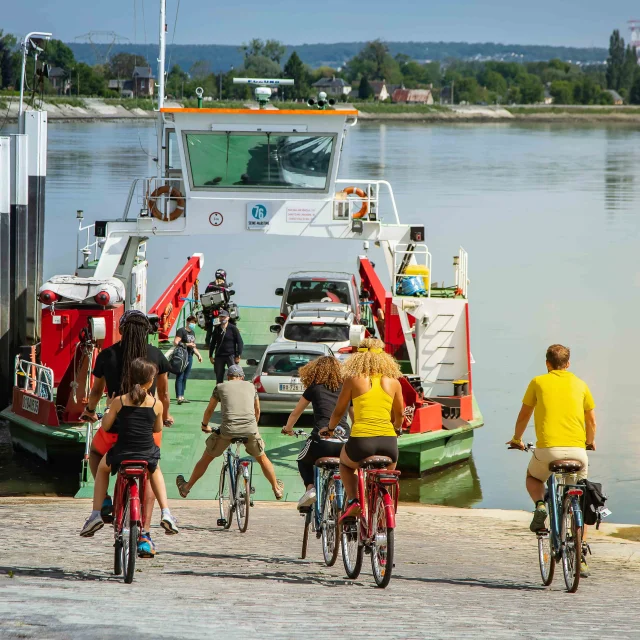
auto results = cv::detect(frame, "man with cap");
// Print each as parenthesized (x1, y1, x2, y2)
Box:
(176, 364, 284, 500)
(209, 309, 244, 384)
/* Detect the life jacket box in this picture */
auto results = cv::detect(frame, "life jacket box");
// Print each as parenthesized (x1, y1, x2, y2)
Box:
(201, 291, 225, 309)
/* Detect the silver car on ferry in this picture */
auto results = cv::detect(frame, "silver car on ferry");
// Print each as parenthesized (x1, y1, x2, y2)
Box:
(246, 342, 333, 417)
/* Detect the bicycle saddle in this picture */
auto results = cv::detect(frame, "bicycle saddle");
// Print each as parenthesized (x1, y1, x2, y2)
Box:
(315, 457, 340, 469)
(230, 437, 249, 444)
(548, 459, 584, 473)
(361, 456, 392, 469)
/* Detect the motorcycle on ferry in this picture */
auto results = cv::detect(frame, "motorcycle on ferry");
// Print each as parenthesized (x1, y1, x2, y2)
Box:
(198, 270, 240, 346)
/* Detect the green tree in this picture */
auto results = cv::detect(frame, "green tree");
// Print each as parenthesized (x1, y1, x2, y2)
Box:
(70, 63, 107, 96)
(549, 80, 573, 105)
(606, 29, 626, 90)
(620, 45, 637, 95)
(358, 75, 373, 100)
(42, 39, 75, 70)
(283, 51, 309, 99)
(243, 55, 281, 78)
(109, 52, 149, 79)
(241, 39, 285, 64)
(346, 40, 402, 83)
(480, 69, 507, 97)
(455, 76, 481, 103)
(630, 69, 640, 104)
(0, 31, 18, 89)
(572, 76, 599, 104)
(519, 74, 544, 104)
(166, 64, 188, 98)
(189, 60, 211, 79)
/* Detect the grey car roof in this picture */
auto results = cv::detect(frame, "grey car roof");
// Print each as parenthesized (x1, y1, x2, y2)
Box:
(290, 303, 353, 320)
(287, 271, 353, 280)
(263, 341, 333, 355)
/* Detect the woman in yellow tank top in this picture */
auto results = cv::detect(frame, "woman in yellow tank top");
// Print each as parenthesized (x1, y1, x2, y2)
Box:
(325, 338, 404, 520)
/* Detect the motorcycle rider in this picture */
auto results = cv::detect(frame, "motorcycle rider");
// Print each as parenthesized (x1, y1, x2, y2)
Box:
(204, 269, 229, 347)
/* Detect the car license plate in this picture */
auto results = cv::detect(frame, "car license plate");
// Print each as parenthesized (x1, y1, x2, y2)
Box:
(279, 383, 303, 393)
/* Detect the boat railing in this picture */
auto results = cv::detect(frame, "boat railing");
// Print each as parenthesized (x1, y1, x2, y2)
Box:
(334, 179, 401, 225)
(454, 247, 469, 297)
(76, 220, 102, 273)
(393, 243, 432, 298)
(123, 176, 186, 222)
(14, 357, 54, 402)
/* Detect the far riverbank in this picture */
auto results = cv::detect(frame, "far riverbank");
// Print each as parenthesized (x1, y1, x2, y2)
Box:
(4, 97, 640, 124)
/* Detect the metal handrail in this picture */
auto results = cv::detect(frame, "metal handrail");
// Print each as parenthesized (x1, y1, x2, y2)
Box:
(335, 179, 401, 225)
(14, 357, 54, 402)
(123, 176, 187, 222)
(393, 243, 432, 298)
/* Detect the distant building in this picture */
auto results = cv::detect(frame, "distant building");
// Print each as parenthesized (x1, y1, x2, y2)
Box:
(48, 67, 71, 95)
(311, 76, 352, 97)
(605, 89, 624, 105)
(543, 88, 554, 105)
(392, 88, 434, 105)
(369, 80, 390, 101)
(132, 66, 155, 97)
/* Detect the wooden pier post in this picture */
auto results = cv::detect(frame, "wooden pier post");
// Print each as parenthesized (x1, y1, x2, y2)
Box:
(0, 137, 11, 408)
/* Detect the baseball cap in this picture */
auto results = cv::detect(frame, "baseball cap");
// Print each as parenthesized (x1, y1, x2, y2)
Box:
(218, 309, 230, 317)
(227, 364, 244, 378)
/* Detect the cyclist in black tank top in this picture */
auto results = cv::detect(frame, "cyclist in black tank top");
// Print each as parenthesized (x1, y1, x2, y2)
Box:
(80, 358, 180, 538)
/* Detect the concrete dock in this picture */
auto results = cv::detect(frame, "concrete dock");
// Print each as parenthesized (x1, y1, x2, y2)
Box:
(1, 498, 639, 639)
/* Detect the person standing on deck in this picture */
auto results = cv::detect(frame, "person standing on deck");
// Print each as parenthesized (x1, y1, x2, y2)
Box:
(209, 309, 243, 384)
(507, 344, 597, 577)
(80, 310, 173, 558)
(174, 315, 203, 404)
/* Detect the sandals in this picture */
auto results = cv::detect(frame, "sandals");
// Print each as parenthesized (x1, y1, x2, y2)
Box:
(176, 475, 190, 498)
(273, 479, 285, 501)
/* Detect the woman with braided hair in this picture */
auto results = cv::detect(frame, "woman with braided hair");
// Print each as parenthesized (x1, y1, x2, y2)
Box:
(81, 309, 173, 557)
(324, 338, 404, 521)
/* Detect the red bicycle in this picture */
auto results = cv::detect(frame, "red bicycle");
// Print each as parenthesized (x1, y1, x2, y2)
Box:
(112, 460, 148, 584)
(340, 455, 400, 588)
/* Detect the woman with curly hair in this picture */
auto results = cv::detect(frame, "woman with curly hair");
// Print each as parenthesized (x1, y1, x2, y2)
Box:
(282, 356, 352, 509)
(325, 338, 404, 521)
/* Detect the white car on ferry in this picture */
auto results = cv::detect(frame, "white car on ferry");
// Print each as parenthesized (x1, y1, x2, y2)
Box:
(247, 342, 334, 417)
(270, 302, 364, 362)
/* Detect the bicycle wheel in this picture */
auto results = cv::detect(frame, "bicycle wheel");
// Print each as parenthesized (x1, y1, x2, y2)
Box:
(371, 492, 394, 588)
(218, 463, 232, 530)
(321, 478, 341, 567)
(301, 510, 312, 559)
(122, 490, 138, 584)
(537, 531, 555, 586)
(235, 472, 251, 533)
(561, 496, 582, 593)
(341, 510, 363, 579)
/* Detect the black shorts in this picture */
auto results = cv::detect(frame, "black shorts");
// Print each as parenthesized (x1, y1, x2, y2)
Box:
(106, 447, 160, 476)
(344, 436, 398, 464)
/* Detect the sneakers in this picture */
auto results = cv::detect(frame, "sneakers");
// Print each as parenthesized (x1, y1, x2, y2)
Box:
(297, 487, 317, 510)
(529, 502, 548, 532)
(138, 531, 156, 558)
(80, 512, 104, 537)
(340, 499, 362, 523)
(160, 510, 179, 535)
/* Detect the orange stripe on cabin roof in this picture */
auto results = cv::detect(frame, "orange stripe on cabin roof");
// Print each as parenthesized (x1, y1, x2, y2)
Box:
(160, 108, 359, 116)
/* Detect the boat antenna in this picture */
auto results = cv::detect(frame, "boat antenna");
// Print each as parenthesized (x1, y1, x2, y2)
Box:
(233, 78, 294, 109)
(156, 0, 166, 179)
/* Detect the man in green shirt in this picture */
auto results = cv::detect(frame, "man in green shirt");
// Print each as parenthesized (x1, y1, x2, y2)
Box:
(176, 365, 284, 500)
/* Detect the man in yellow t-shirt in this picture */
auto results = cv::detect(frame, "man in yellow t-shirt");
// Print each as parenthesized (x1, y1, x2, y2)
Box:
(507, 344, 597, 535)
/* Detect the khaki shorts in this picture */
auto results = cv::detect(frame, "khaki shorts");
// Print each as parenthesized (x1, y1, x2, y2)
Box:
(205, 431, 265, 459)
(527, 447, 588, 482)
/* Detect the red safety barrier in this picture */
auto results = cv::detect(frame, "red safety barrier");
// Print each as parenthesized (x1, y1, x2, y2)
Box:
(148, 254, 203, 341)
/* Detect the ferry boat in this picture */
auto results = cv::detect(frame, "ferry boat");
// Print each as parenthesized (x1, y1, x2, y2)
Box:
(1, 4, 484, 501)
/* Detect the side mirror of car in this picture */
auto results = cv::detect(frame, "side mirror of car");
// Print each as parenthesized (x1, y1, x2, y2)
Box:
(270, 324, 282, 334)
(246, 358, 258, 366)
(228, 282, 233, 287)
(275, 287, 284, 296)
(274, 316, 285, 325)
(228, 290, 236, 296)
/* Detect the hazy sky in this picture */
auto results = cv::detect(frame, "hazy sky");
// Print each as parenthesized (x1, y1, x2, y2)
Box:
(3, 0, 636, 47)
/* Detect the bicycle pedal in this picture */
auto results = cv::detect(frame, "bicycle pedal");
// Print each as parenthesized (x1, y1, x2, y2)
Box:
(315, 531, 322, 539)
(299, 506, 312, 514)
(250, 500, 254, 507)
(216, 518, 227, 527)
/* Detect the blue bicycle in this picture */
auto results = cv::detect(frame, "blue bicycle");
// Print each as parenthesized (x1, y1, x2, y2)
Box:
(516, 443, 585, 593)
(217, 435, 255, 533)
(294, 430, 345, 566)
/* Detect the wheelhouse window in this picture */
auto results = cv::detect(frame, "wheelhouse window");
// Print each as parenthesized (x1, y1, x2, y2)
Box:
(184, 132, 335, 191)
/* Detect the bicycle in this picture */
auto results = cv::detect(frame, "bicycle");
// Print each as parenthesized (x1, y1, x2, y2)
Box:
(112, 459, 148, 584)
(511, 443, 585, 593)
(292, 429, 344, 566)
(336, 428, 400, 589)
(216, 432, 254, 533)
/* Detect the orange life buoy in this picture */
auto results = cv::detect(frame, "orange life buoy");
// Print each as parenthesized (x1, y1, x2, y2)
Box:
(148, 186, 185, 222)
(341, 186, 369, 219)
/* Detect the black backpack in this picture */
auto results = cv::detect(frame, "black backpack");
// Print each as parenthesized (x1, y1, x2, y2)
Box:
(169, 343, 189, 374)
(579, 479, 608, 528)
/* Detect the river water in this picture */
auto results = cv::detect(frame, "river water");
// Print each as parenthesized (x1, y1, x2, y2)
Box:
(2, 119, 640, 523)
